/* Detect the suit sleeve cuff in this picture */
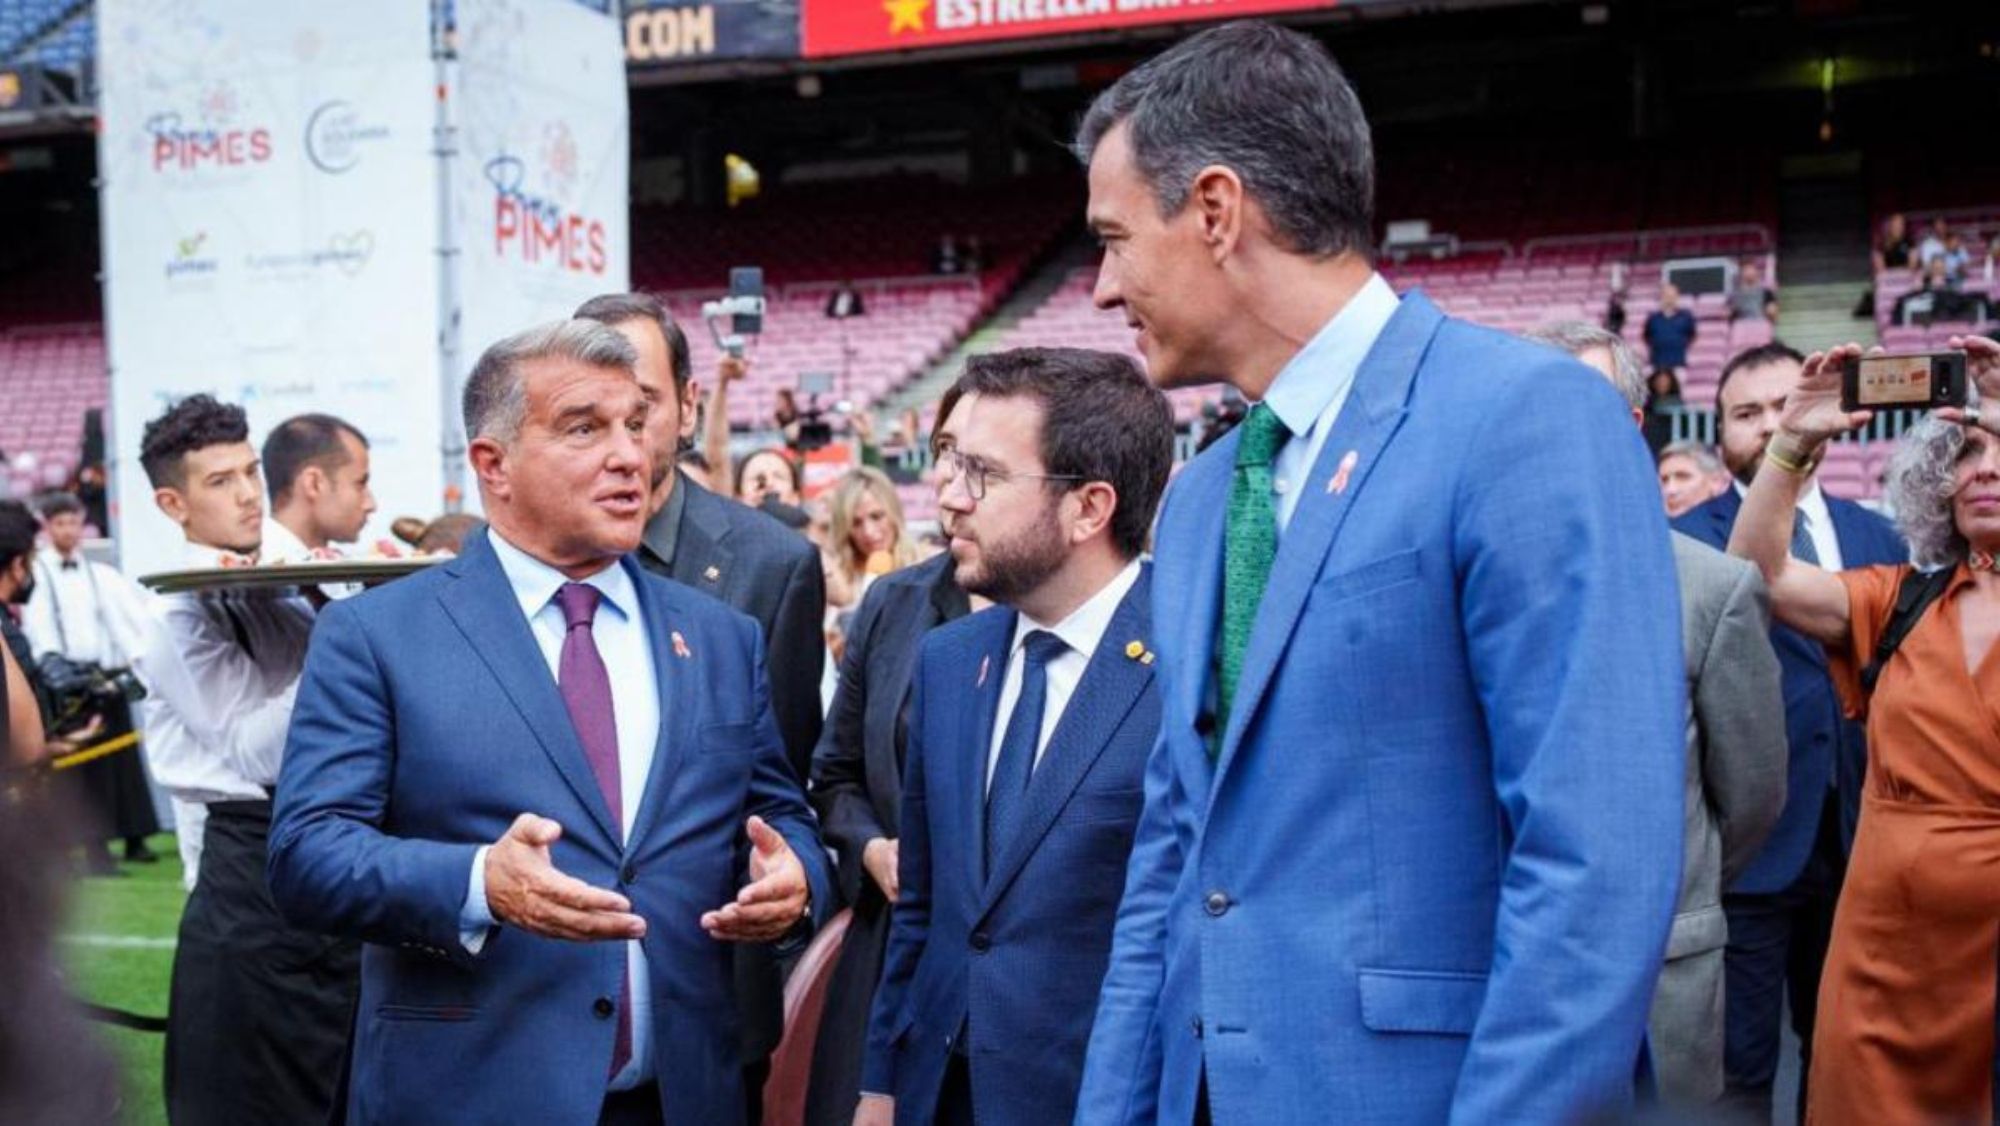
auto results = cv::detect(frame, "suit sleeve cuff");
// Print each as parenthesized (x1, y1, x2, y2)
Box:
(460, 845, 495, 954)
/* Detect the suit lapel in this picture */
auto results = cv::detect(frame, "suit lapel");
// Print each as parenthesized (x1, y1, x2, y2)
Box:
(959, 609, 1015, 893)
(1825, 496, 1875, 567)
(979, 576, 1154, 913)
(667, 485, 735, 598)
(625, 558, 698, 848)
(1709, 487, 1742, 547)
(1216, 292, 1439, 777)
(1164, 450, 1230, 753)
(436, 534, 618, 845)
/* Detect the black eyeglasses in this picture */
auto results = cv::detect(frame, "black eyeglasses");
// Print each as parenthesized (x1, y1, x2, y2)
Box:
(937, 448, 1085, 502)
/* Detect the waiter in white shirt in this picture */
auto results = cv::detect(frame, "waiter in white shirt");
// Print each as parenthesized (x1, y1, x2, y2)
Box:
(129, 393, 358, 1126)
(23, 490, 162, 867)
(257, 412, 378, 567)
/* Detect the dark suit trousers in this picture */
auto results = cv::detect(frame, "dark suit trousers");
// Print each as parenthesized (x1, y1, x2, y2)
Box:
(599, 1082, 664, 1126)
(165, 800, 359, 1126)
(1720, 791, 1845, 1124)
(934, 1054, 976, 1126)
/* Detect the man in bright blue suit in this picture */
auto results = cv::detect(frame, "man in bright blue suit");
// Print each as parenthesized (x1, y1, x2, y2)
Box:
(856, 349, 1174, 1126)
(1072, 23, 1687, 1125)
(268, 319, 833, 1126)
(1670, 342, 1907, 1120)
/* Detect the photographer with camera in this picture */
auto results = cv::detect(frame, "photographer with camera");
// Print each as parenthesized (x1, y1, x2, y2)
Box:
(22, 491, 161, 869)
(0, 500, 54, 756)
(1727, 334, 2000, 1123)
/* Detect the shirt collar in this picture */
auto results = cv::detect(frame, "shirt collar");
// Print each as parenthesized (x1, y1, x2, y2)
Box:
(182, 539, 253, 568)
(641, 468, 692, 567)
(1259, 272, 1399, 440)
(259, 518, 313, 564)
(1010, 557, 1143, 665)
(487, 528, 636, 626)
(1732, 477, 1829, 526)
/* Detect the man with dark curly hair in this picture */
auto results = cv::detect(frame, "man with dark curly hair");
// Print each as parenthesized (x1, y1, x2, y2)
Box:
(129, 393, 358, 1126)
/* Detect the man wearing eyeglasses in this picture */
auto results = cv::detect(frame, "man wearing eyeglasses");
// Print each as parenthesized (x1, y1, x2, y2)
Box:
(855, 347, 1173, 1126)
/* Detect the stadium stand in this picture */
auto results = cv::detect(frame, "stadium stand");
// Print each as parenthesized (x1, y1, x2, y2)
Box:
(636, 174, 1079, 426)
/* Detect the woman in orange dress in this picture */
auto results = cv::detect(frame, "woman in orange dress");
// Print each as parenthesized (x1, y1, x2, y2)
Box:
(1728, 333, 2000, 1125)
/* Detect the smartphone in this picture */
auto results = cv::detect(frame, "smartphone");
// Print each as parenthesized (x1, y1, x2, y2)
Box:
(728, 267, 764, 335)
(1840, 351, 1967, 412)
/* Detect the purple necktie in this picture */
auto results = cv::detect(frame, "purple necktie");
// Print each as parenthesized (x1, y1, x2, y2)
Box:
(554, 581, 631, 1079)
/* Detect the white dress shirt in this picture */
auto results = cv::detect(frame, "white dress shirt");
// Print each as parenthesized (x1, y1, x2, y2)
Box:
(1260, 272, 1401, 535)
(985, 559, 1143, 791)
(132, 541, 314, 804)
(22, 547, 155, 667)
(1733, 479, 1845, 571)
(460, 530, 661, 1089)
(260, 517, 364, 600)
(131, 541, 315, 884)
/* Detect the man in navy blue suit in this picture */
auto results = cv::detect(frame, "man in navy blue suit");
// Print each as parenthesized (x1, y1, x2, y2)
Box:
(856, 347, 1174, 1126)
(1671, 342, 1907, 1120)
(269, 319, 833, 1125)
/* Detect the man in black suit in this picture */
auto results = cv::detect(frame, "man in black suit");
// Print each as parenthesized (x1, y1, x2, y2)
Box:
(803, 385, 972, 1126)
(577, 292, 827, 1123)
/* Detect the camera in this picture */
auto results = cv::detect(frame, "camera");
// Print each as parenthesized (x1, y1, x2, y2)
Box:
(33, 654, 146, 737)
(1841, 351, 1968, 412)
(700, 266, 765, 360)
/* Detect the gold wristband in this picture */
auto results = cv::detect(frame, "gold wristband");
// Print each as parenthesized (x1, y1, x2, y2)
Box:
(1764, 439, 1812, 475)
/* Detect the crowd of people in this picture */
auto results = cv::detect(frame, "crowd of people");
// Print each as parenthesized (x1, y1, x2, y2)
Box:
(4, 19, 2000, 1126)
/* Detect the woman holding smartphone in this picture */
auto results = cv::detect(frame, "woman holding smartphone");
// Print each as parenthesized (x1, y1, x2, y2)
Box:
(1729, 334, 2000, 1124)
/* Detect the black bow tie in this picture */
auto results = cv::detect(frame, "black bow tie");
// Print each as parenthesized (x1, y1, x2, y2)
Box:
(60, 560, 78, 571)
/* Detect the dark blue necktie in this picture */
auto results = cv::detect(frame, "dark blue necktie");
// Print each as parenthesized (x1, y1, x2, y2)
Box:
(1790, 509, 1821, 567)
(985, 630, 1067, 875)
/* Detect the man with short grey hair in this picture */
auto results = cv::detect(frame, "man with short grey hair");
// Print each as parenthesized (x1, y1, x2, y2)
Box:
(1529, 321, 1646, 409)
(271, 318, 833, 1125)
(1658, 440, 1729, 518)
(1077, 21, 1685, 1126)
(1533, 320, 1787, 1105)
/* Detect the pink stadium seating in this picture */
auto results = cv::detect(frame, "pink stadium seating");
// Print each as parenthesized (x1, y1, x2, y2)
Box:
(664, 279, 989, 427)
(1817, 440, 1899, 503)
(633, 175, 1079, 422)
(0, 324, 104, 491)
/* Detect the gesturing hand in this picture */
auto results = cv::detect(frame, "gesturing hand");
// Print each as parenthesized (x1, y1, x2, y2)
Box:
(484, 813, 647, 942)
(701, 815, 810, 942)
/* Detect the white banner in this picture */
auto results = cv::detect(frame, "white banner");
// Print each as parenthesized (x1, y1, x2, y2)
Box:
(450, 0, 631, 499)
(99, 0, 441, 579)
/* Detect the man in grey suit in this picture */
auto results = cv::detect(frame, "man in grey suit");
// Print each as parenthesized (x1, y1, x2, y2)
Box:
(578, 292, 828, 1123)
(1532, 323, 1786, 1102)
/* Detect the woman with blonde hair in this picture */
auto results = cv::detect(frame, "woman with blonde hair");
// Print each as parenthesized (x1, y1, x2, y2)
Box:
(823, 466, 917, 612)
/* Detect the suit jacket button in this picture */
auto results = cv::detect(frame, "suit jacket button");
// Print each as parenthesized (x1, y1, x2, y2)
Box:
(1191, 1016, 1204, 1038)
(620, 863, 637, 884)
(1204, 891, 1231, 917)
(969, 932, 991, 953)
(593, 996, 615, 1018)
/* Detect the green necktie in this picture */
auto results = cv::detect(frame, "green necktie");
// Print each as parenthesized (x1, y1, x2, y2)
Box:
(1216, 403, 1288, 753)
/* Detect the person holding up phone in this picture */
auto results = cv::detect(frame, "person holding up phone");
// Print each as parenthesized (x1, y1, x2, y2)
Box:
(1726, 335, 2000, 1125)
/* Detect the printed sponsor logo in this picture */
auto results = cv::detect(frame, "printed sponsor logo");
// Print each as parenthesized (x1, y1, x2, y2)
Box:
(305, 100, 392, 174)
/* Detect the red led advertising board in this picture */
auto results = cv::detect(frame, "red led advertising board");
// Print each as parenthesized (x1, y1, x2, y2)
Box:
(803, 0, 1340, 59)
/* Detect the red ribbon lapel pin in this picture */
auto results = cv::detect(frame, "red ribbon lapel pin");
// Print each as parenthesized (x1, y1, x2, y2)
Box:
(671, 631, 692, 659)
